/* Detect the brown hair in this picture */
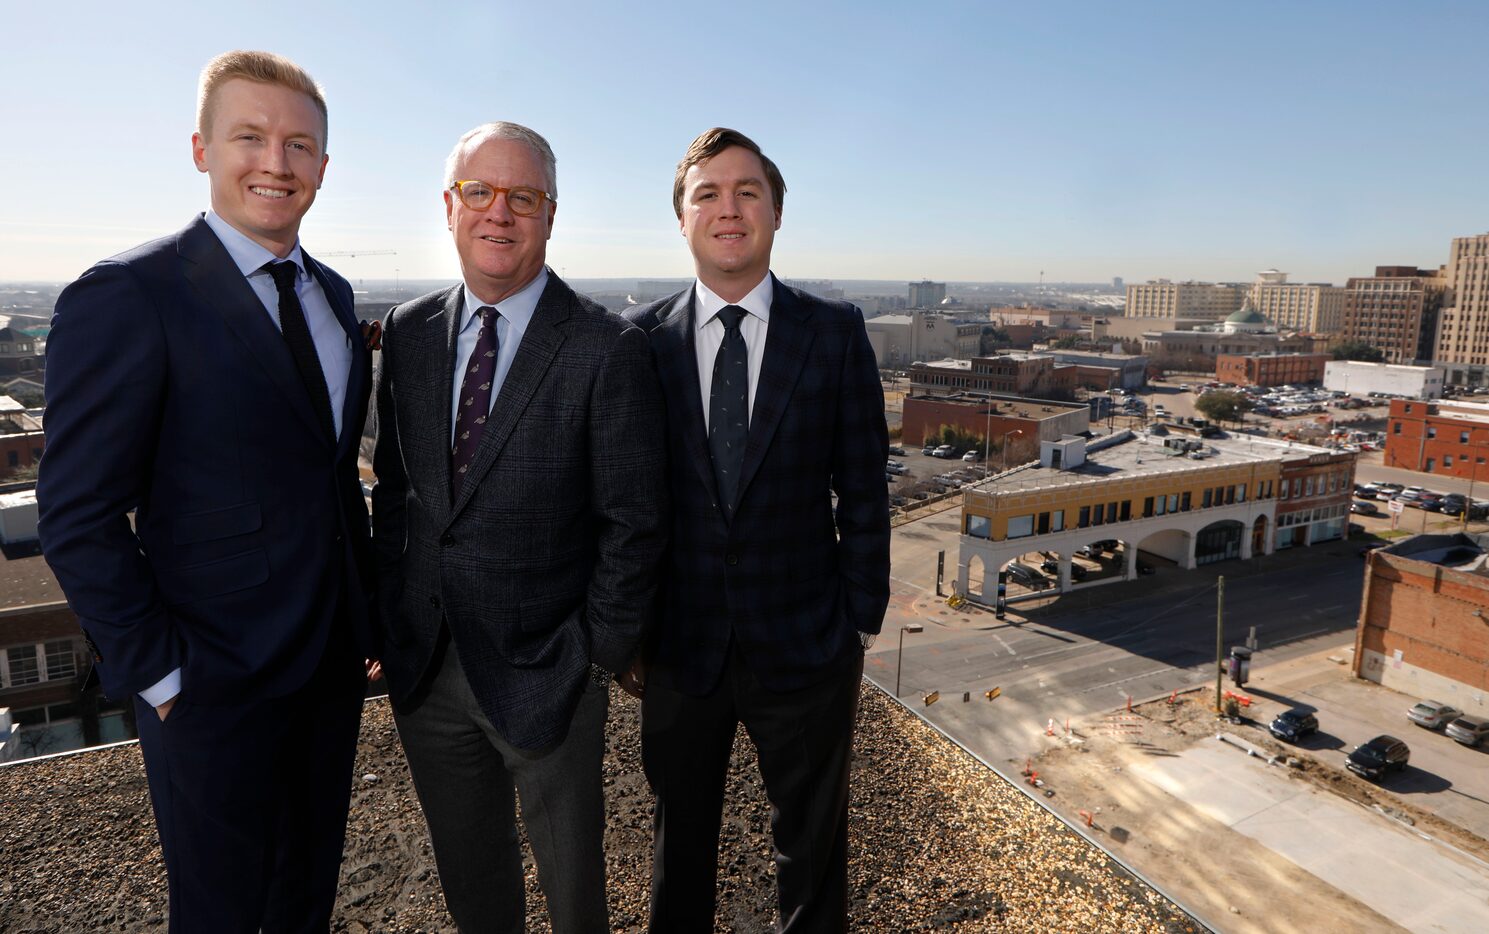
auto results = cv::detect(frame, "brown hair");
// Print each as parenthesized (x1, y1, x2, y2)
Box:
(672, 127, 785, 218)
(197, 50, 329, 149)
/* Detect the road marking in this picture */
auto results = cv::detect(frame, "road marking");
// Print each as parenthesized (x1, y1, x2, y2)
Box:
(890, 575, 925, 590)
(993, 633, 1017, 656)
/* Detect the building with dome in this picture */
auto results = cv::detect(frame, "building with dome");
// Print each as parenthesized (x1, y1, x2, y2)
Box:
(1138, 302, 1314, 370)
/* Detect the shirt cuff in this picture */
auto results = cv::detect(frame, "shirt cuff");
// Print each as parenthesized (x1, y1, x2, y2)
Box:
(139, 669, 182, 708)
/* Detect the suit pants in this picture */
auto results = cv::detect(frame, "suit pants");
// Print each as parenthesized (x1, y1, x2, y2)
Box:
(393, 635, 610, 934)
(132, 640, 365, 934)
(642, 646, 864, 934)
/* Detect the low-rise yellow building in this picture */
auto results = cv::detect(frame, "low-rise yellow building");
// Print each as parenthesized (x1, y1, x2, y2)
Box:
(957, 429, 1354, 600)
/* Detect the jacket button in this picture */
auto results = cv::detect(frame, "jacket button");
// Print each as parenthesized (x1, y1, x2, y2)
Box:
(429, 595, 441, 608)
(726, 553, 739, 566)
(440, 533, 455, 547)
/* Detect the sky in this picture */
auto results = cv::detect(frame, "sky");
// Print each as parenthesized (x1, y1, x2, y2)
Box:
(3, 0, 1487, 286)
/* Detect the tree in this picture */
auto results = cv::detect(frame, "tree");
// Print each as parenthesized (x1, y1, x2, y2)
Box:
(1194, 389, 1254, 425)
(1332, 341, 1385, 363)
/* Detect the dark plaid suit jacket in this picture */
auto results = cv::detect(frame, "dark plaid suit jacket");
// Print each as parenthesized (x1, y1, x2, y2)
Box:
(372, 273, 668, 749)
(624, 277, 890, 696)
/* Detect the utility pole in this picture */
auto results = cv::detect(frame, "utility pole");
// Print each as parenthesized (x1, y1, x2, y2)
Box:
(1214, 576, 1225, 713)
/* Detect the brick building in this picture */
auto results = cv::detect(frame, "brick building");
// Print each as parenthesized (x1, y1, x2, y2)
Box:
(1354, 533, 1489, 716)
(900, 393, 1088, 450)
(1272, 450, 1356, 549)
(1383, 398, 1489, 480)
(1215, 352, 1330, 387)
(910, 354, 1056, 397)
(1340, 266, 1449, 365)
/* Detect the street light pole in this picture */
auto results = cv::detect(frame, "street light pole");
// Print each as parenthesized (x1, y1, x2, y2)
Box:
(895, 623, 924, 697)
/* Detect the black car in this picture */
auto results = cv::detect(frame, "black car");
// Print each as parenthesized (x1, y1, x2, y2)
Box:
(1269, 708, 1319, 743)
(1351, 501, 1380, 516)
(1040, 556, 1088, 580)
(1346, 735, 1410, 781)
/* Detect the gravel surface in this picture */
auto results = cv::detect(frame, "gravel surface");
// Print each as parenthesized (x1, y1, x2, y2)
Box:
(1, 685, 1200, 933)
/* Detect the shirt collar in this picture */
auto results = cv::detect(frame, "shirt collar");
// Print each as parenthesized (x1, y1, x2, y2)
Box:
(203, 210, 306, 280)
(694, 274, 773, 330)
(462, 266, 550, 330)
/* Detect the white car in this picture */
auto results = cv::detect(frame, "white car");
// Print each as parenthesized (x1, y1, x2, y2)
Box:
(961, 451, 979, 463)
(1407, 700, 1463, 730)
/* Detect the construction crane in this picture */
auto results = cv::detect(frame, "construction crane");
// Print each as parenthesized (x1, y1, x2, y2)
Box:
(317, 250, 398, 293)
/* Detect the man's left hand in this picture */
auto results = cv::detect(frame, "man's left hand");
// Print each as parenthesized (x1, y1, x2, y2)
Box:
(365, 658, 383, 682)
(859, 631, 877, 652)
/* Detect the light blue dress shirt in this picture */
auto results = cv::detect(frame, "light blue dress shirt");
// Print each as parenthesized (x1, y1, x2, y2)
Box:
(450, 267, 548, 443)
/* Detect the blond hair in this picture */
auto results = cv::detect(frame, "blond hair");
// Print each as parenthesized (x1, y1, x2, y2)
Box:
(197, 50, 328, 149)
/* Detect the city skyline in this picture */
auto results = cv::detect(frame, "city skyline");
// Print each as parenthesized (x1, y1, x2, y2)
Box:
(3, 1, 1487, 285)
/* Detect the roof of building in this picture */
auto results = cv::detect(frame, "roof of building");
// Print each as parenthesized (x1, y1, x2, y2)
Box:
(1225, 304, 1270, 325)
(968, 429, 1337, 498)
(864, 314, 915, 326)
(1380, 533, 1489, 575)
(906, 392, 1087, 420)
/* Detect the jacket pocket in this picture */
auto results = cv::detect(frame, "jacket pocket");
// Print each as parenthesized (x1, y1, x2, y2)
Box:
(157, 549, 271, 604)
(172, 503, 262, 545)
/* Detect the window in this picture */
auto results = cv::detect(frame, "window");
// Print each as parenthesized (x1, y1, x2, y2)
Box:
(1305, 477, 1314, 497)
(44, 641, 76, 681)
(1167, 494, 1179, 514)
(1037, 512, 1051, 535)
(1203, 489, 1213, 508)
(967, 515, 991, 539)
(1236, 485, 1245, 503)
(1119, 501, 1131, 521)
(1091, 506, 1104, 526)
(1462, 431, 1471, 443)
(1225, 486, 1236, 505)
(1293, 479, 1302, 498)
(1180, 492, 1192, 511)
(1051, 511, 1064, 533)
(1426, 458, 1436, 472)
(1078, 506, 1091, 528)
(1427, 425, 1437, 439)
(4, 645, 40, 687)
(1393, 423, 1402, 434)
(1445, 455, 1454, 468)
(1106, 503, 1118, 523)
(1008, 515, 1034, 538)
(1143, 496, 1155, 518)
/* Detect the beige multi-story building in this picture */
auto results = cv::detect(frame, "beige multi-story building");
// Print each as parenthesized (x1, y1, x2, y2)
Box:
(1247, 270, 1345, 334)
(1339, 266, 1449, 365)
(1123, 280, 1245, 320)
(1432, 233, 1489, 383)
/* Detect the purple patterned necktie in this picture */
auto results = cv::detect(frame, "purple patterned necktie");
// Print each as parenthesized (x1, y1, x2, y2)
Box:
(452, 306, 499, 499)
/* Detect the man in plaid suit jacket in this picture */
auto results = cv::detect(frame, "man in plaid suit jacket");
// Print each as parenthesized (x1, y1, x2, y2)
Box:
(622, 128, 890, 933)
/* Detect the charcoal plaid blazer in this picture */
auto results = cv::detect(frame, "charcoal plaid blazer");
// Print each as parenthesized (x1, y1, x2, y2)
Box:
(372, 273, 668, 749)
(624, 278, 890, 695)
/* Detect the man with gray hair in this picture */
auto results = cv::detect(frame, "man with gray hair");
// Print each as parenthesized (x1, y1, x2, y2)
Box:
(371, 122, 668, 932)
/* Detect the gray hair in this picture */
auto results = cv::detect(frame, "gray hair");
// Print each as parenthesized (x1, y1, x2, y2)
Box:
(442, 122, 557, 200)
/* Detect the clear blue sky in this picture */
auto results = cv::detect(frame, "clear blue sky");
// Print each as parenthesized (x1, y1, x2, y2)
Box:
(3, 0, 1486, 285)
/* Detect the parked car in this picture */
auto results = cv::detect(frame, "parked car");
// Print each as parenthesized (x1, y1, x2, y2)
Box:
(1005, 562, 1051, 590)
(1039, 556, 1088, 580)
(888, 444, 907, 456)
(921, 444, 937, 456)
(1269, 708, 1319, 743)
(1446, 715, 1489, 747)
(933, 444, 956, 458)
(962, 451, 981, 463)
(886, 461, 909, 475)
(1351, 501, 1381, 516)
(1408, 700, 1463, 730)
(1346, 735, 1410, 781)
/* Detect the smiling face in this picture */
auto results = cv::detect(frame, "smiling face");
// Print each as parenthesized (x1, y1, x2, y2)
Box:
(191, 78, 327, 257)
(678, 145, 781, 302)
(444, 137, 555, 305)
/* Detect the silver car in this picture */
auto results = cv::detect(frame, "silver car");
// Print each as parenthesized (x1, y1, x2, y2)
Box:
(1446, 715, 1489, 747)
(1407, 700, 1463, 730)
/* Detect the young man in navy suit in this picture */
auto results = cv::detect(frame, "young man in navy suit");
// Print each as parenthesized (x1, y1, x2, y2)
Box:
(623, 128, 891, 933)
(38, 50, 374, 932)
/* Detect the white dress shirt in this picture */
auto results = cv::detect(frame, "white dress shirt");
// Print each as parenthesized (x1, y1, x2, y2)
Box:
(450, 268, 547, 443)
(693, 274, 772, 431)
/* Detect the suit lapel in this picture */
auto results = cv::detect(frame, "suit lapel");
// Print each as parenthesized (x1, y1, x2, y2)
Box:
(449, 275, 570, 519)
(737, 278, 813, 505)
(427, 286, 465, 510)
(178, 217, 327, 444)
(304, 250, 366, 458)
(650, 291, 721, 506)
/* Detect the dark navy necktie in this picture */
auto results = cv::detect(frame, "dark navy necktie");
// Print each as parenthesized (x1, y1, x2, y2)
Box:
(265, 261, 335, 442)
(452, 306, 499, 499)
(709, 305, 749, 516)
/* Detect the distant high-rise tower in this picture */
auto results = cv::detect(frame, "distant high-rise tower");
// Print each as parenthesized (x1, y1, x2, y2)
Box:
(1123, 280, 1245, 320)
(908, 280, 946, 308)
(1112, 277, 1124, 289)
(1341, 266, 1449, 365)
(1433, 233, 1489, 383)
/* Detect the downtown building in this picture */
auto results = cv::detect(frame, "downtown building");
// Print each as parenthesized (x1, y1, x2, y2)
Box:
(1431, 232, 1489, 385)
(908, 280, 947, 309)
(1383, 398, 1489, 480)
(1340, 266, 1450, 365)
(1123, 280, 1246, 321)
(1247, 270, 1345, 335)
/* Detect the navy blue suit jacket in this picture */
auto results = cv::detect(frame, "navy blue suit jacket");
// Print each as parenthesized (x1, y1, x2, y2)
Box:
(624, 278, 890, 696)
(37, 215, 374, 705)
